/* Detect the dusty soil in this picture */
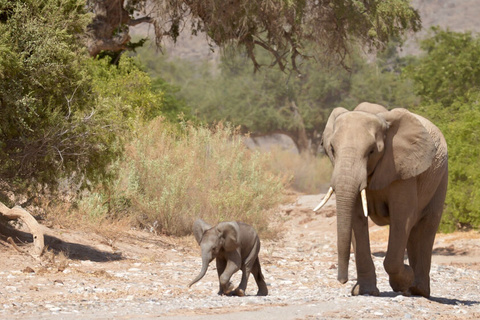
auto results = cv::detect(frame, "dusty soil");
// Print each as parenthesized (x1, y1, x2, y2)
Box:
(1, 193, 480, 319)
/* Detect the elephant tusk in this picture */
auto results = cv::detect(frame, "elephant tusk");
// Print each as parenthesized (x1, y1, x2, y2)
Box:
(361, 189, 368, 217)
(313, 187, 334, 212)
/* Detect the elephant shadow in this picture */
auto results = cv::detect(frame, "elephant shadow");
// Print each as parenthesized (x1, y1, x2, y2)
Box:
(0, 223, 122, 262)
(378, 289, 479, 306)
(428, 296, 479, 306)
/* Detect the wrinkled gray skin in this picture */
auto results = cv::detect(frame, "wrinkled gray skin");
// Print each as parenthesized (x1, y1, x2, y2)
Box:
(320, 102, 448, 297)
(189, 219, 268, 296)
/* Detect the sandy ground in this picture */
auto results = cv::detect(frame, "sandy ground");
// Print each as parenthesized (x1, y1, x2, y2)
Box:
(1, 193, 479, 319)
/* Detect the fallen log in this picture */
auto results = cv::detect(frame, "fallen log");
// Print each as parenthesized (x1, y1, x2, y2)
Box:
(0, 201, 45, 256)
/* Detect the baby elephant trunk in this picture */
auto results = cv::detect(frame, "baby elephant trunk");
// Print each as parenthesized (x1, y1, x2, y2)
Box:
(188, 253, 210, 287)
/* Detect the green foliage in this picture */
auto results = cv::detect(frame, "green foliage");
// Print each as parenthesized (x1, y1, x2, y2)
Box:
(0, 0, 176, 199)
(89, 0, 419, 72)
(0, 0, 111, 195)
(406, 29, 480, 231)
(75, 120, 286, 236)
(88, 56, 166, 122)
(133, 43, 418, 153)
(405, 28, 480, 106)
(438, 97, 480, 231)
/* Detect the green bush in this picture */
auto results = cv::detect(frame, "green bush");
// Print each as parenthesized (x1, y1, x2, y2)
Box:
(75, 120, 286, 236)
(405, 28, 480, 107)
(406, 29, 480, 231)
(0, 0, 119, 195)
(0, 0, 183, 200)
(415, 96, 480, 232)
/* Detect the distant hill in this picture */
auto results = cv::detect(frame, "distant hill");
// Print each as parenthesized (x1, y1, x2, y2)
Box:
(131, 0, 480, 61)
(402, 0, 480, 55)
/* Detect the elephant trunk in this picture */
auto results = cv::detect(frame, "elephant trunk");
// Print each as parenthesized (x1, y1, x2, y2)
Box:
(189, 252, 211, 287)
(335, 185, 357, 284)
(332, 154, 367, 284)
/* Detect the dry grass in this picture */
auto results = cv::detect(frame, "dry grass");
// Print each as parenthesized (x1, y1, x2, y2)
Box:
(266, 147, 333, 194)
(45, 122, 333, 239)
(70, 119, 286, 237)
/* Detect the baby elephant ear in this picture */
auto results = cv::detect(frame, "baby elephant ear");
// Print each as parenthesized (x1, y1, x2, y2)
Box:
(193, 219, 212, 245)
(216, 221, 240, 252)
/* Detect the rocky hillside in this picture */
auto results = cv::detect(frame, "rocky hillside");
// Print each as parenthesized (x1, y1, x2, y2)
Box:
(404, 0, 480, 55)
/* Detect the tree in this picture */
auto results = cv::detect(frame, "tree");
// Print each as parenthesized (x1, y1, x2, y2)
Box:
(0, 0, 166, 201)
(405, 29, 480, 231)
(133, 43, 418, 153)
(405, 27, 480, 107)
(87, 0, 421, 70)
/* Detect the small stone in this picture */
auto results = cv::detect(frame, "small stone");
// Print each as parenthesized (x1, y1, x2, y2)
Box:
(22, 266, 35, 273)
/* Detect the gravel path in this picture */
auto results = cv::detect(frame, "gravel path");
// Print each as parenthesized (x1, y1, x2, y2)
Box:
(1, 194, 479, 319)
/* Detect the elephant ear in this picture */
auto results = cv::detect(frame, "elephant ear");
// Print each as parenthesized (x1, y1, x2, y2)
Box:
(193, 219, 212, 245)
(322, 107, 348, 160)
(369, 108, 437, 190)
(216, 221, 240, 252)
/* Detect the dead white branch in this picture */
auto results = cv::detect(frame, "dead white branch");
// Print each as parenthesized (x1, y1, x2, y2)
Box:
(0, 201, 45, 256)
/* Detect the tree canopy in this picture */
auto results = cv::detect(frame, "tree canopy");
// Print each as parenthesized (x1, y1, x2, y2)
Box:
(88, 0, 421, 70)
(0, 0, 174, 200)
(405, 28, 480, 231)
(133, 41, 418, 153)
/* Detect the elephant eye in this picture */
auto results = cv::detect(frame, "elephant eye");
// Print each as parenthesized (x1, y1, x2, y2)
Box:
(330, 144, 335, 157)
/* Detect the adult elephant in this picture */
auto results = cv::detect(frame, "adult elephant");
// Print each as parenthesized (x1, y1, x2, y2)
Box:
(314, 102, 448, 298)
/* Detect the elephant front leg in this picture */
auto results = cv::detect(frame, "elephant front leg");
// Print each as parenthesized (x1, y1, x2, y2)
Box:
(382, 182, 419, 295)
(216, 259, 232, 295)
(352, 211, 379, 296)
(218, 259, 240, 295)
(384, 222, 415, 295)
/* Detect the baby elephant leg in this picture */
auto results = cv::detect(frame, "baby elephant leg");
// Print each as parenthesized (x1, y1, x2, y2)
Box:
(233, 268, 250, 297)
(216, 258, 233, 295)
(252, 258, 268, 296)
(219, 260, 239, 295)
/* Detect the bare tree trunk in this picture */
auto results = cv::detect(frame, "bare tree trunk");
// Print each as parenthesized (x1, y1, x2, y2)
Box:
(85, 0, 152, 56)
(0, 201, 45, 256)
(290, 100, 310, 153)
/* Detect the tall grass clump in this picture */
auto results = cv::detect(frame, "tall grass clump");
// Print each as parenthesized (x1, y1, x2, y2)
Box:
(266, 148, 333, 194)
(77, 119, 286, 236)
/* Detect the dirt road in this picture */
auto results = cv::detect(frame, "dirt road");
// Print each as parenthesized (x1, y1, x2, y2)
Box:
(1, 194, 479, 319)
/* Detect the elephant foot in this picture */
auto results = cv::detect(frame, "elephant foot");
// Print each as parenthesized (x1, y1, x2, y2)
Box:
(388, 264, 414, 295)
(351, 282, 379, 296)
(218, 282, 235, 295)
(256, 287, 268, 296)
(230, 288, 245, 297)
(409, 281, 430, 298)
(256, 281, 268, 296)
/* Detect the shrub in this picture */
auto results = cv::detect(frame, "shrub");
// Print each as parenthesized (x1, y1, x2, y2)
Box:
(417, 95, 480, 232)
(405, 29, 480, 231)
(75, 120, 286, 236)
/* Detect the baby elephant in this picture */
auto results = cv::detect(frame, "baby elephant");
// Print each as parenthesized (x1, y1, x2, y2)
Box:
(188, 219, 268, 296)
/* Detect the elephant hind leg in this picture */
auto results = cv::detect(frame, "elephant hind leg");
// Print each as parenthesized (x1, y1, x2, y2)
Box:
(252, 258, 268, 296)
